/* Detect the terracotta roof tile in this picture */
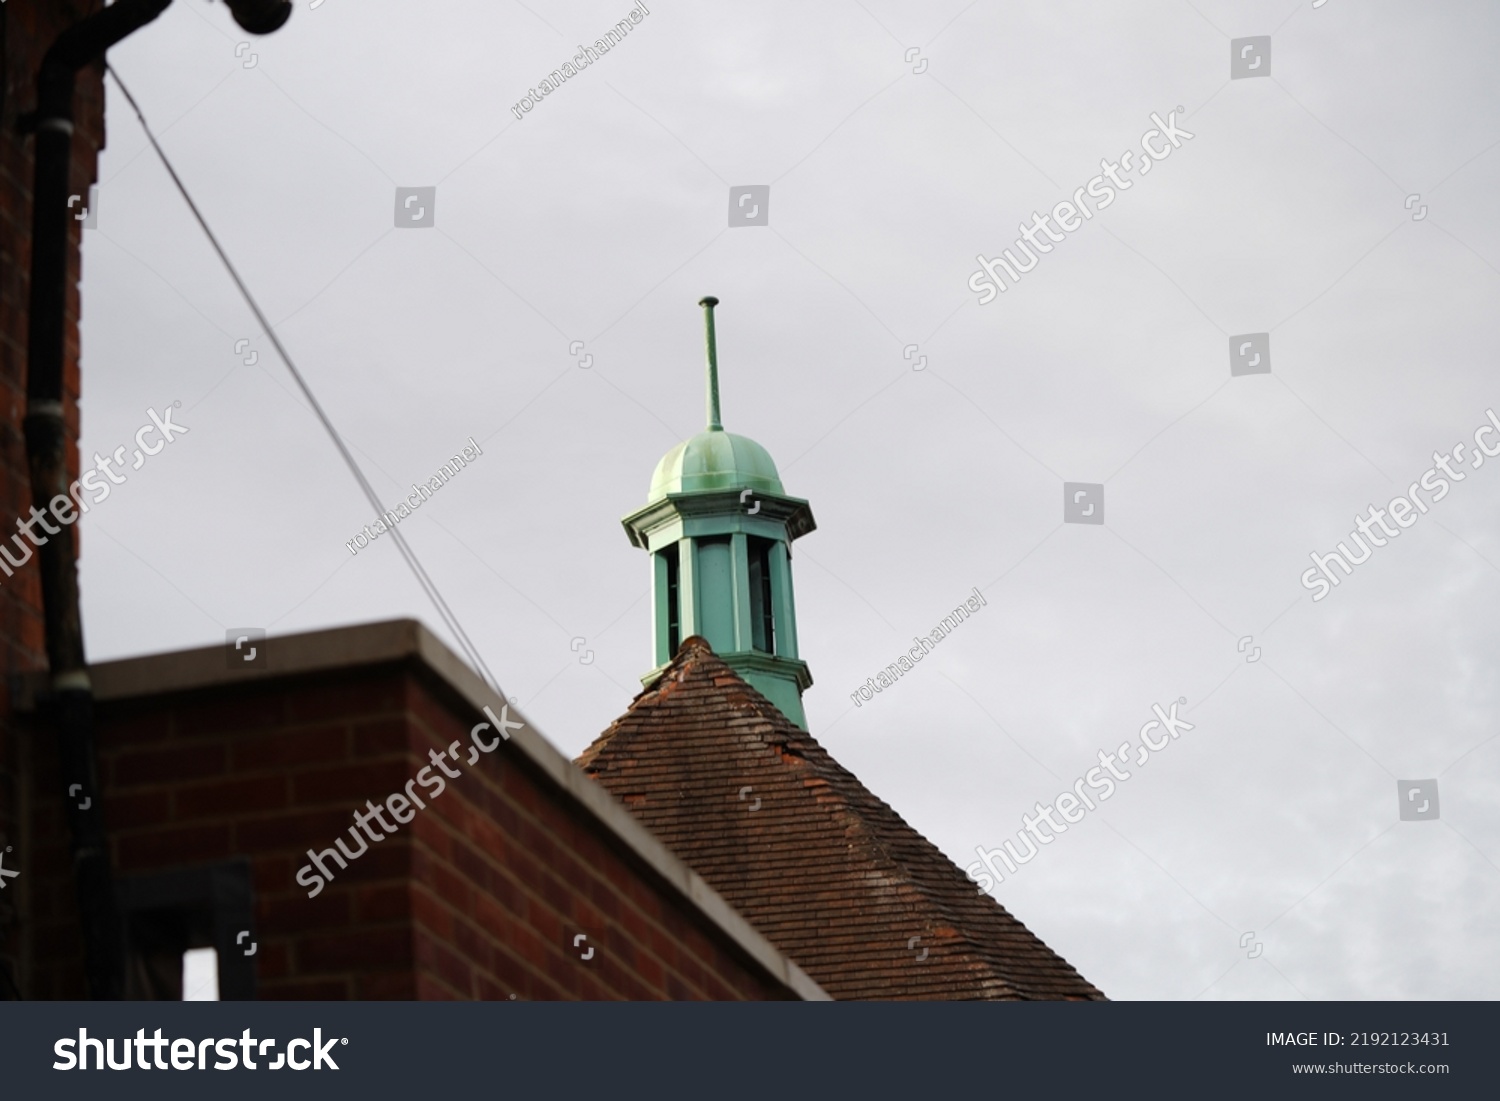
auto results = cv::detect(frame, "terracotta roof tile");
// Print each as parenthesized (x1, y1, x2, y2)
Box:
(577, 638, 1105, 1001)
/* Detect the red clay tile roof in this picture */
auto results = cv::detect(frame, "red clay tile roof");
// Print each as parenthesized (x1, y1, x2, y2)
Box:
(577, 637, 1105, 1001)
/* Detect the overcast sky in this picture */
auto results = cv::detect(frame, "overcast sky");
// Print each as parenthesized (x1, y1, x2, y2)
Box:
(76, 0, 1499, 1000)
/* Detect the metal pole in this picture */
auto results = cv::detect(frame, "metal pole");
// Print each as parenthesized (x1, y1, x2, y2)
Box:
(699, 296, 722, 431)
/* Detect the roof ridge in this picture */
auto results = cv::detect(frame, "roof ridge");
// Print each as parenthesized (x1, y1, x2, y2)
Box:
(577, 637, 1103, 1000)
(577, 635, 761, 767)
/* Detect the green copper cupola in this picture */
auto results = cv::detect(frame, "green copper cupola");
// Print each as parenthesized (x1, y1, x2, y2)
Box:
(622, 297, 816, 728)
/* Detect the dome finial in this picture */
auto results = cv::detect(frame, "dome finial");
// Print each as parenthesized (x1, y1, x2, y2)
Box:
(698, 296, 722, 431)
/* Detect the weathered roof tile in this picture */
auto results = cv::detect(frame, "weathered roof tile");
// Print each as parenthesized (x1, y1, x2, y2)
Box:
(577, 637, 1105, 1001)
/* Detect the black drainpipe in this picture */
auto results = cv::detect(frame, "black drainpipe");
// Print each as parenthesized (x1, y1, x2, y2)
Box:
(23, 0, 290, 999)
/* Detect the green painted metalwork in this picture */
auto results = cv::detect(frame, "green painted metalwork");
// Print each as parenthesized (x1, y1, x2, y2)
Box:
(700, 296, 723, 431)
(646, 430, 784, 503)
(623, 298, 817, 729)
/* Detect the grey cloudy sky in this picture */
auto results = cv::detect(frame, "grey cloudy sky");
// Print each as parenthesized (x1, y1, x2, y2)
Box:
(76, 0, 1499, 999)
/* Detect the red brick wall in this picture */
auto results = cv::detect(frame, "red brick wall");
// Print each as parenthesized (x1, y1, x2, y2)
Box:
(0, 0, 107, 999)
(19, 661, 798, 1000)
(0, 3, 797, 1003)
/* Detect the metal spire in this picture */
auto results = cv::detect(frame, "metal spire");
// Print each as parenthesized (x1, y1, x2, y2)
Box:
(699, 296, 722, 431)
